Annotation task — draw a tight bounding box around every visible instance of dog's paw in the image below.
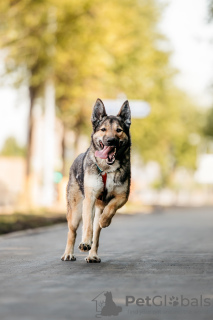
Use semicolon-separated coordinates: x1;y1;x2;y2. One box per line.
61;253;76;261
99;215;111;228
78;243;91;252
85;255;101;263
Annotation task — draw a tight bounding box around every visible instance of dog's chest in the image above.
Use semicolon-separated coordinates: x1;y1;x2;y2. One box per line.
105;172;114;193
104;171;121;194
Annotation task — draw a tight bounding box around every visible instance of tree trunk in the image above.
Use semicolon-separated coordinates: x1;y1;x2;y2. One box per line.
74;127;81;158
24;86;37;206
26;86;36;177
61;124;66;176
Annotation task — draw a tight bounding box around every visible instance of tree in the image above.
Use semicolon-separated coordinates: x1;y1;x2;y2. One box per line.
203;107;213;137
0;0;200;189
0;1;57;182
0;0;108;176
202;0;213;139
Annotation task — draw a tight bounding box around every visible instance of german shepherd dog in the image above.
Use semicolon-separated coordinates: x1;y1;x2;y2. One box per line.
61;99;131;263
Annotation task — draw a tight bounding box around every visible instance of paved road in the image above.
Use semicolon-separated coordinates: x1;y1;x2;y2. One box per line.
0;207;213;320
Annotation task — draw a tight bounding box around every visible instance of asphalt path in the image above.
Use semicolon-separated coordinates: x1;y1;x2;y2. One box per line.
0;207;213;320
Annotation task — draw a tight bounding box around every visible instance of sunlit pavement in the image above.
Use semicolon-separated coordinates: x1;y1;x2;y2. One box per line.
0;207;213;320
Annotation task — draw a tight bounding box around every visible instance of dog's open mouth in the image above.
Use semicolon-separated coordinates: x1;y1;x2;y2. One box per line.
95;141;116;165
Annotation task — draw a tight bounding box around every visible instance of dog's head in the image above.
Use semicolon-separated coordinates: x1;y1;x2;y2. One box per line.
91;98;131;165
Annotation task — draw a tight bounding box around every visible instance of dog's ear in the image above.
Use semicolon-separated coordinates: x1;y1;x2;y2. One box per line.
117;100;131;128
91;98;107;129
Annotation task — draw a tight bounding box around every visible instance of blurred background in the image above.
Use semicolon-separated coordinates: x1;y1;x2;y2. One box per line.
0;0;213;232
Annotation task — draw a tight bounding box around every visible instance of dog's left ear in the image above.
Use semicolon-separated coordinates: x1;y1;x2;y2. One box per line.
91;98;107;129
117;100;131;128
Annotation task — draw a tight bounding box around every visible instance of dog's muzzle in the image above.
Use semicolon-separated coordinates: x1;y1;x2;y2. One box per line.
95;141;117;165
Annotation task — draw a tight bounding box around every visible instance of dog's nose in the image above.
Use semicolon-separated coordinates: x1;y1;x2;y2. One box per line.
107;137;116;146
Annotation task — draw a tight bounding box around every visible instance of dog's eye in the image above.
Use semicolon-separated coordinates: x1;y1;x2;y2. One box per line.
116;128;122;133
100;128;106;132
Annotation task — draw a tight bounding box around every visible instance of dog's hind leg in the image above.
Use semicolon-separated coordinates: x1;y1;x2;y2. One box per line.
61;185;83;261
85;202;103;263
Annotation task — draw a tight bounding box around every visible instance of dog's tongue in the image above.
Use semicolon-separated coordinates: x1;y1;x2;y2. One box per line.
95;146;114;159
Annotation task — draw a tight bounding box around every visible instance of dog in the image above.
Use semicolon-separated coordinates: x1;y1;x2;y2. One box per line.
61;98;131;263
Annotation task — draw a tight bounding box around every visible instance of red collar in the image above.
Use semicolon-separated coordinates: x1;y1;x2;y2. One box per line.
98;172;107;201
101;172;107;189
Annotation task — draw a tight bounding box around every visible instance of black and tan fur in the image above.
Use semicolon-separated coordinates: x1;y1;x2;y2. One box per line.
61;99;131;263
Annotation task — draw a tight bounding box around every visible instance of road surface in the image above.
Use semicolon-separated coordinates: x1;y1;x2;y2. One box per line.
0;207;213;320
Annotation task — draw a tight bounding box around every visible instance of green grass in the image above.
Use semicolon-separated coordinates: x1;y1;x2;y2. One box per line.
0;213;66;235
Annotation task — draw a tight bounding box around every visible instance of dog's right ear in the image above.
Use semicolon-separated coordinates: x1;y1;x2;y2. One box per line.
91;99;107;129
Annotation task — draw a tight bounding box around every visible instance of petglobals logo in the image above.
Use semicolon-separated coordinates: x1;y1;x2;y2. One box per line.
125;295;211;307
92;292;212;317
92;291;122;318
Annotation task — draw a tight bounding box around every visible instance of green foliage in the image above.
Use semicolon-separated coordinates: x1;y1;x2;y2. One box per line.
0;0;200;175
203;107;213;137
132;88;200;171
1;137;26;157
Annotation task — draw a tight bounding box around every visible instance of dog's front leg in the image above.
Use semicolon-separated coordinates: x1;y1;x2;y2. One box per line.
99;193;127;228
78;194;96;251
79;172;103;252
85;202;104;263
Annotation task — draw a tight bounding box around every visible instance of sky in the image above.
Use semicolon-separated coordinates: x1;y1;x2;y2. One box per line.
0;0;213;149
160;0;213;106
0;86;29;148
